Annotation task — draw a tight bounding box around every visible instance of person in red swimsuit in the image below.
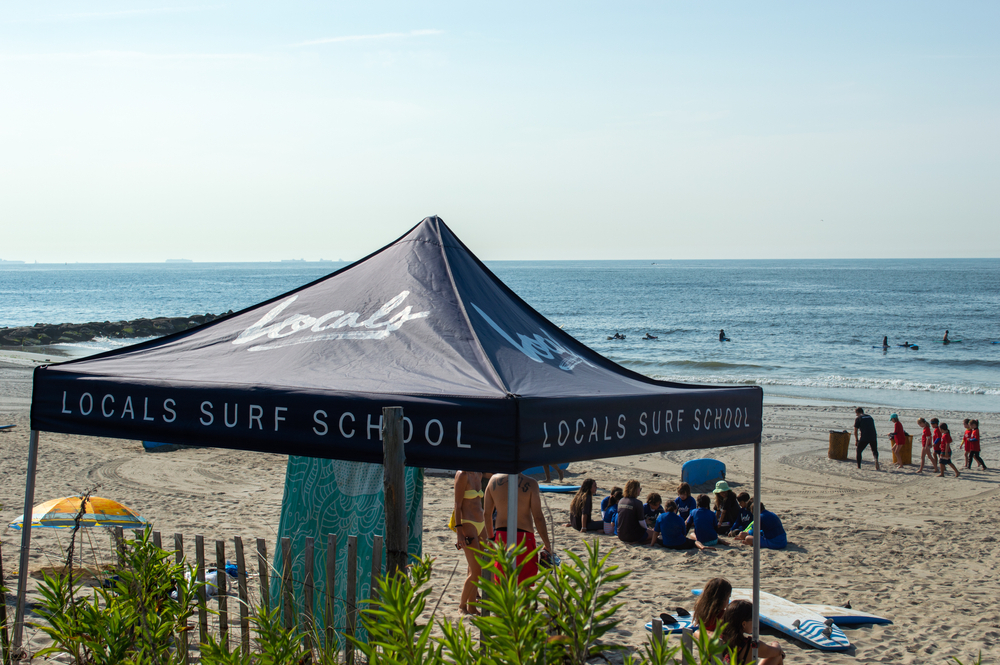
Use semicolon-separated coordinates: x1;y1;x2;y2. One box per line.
483;472;552;585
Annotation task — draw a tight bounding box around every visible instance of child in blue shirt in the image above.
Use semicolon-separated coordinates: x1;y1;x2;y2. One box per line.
603;502;619;535
735;503;787;550
600;487;623;520
655;501;715;551
685;494;725;547
643;493;664;528
731;491;753;536
674;482;697;524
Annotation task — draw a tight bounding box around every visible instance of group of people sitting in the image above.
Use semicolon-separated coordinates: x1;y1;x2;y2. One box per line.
568;478;787;550
691;577;785;665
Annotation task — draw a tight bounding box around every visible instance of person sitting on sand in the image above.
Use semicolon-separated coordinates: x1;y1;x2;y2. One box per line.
692;577;732;637
686;494;724;547
644;492;664;528
616;479;655;545
721;600;785;665
732;492;753;535
936;423;960;478
888;414;908;469
600;486;623;519
916;418;938;474
674;482;697;523
568;479;603;532
734;503;787;550
654;501;715;551
712;481;741;534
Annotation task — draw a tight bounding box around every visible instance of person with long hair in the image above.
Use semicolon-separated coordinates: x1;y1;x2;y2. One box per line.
569;478;603;532
616;479;655;544
453;470;487;615
712;482;741;534
692;577;732;636
720;600;785;665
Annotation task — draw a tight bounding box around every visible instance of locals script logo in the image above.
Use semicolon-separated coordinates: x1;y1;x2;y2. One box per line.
470;303;592;371
233;291;429;351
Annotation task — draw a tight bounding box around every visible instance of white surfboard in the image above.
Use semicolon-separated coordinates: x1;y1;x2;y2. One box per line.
799;603;892;626
644;614;696;635
693;588;850;651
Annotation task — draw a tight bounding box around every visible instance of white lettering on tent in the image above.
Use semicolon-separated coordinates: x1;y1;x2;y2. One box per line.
232;292;429;351
143;398;155;422
367;414;382;440
200;401;214;426
80;392;93;416
62;391;72;414
102;394;115;418
542;423;550;448
163;399;177;423
313;410;329;435
340;412;355;438
249;405;264;430
121;396;133;419
425;419;443;446
456;421;469;448
275;407;287;431
469;303;593;371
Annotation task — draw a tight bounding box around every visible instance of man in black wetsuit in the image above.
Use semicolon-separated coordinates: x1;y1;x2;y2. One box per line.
853;407;880;471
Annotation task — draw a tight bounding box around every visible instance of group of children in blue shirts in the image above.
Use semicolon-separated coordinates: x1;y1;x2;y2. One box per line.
596;480;787;550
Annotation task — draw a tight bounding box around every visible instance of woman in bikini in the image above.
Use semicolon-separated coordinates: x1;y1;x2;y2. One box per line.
454;470;488;615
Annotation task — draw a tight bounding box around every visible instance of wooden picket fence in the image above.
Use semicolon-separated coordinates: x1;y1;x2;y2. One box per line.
0;529;383;665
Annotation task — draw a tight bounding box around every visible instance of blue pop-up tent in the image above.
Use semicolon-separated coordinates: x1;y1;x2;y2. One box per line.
18;216;766;652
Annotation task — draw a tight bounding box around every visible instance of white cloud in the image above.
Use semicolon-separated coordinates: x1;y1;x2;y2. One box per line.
291;29;443;48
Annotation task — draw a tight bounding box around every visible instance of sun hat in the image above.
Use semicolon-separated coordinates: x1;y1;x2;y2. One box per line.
890;413;898;421
712;480;731;494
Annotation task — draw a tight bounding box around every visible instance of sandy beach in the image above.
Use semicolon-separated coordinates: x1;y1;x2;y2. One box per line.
2;350;997;663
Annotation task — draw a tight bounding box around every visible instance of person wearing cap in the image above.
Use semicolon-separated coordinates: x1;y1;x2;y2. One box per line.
853;407;881;471
888;414;909;469
712;480;741;535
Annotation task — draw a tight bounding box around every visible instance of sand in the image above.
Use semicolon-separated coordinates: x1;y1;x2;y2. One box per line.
1;352;998;663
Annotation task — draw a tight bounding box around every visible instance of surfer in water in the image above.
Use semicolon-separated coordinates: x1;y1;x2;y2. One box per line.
719;329;727;342
882;336;889;349
643;332;658;340
943;330;950;344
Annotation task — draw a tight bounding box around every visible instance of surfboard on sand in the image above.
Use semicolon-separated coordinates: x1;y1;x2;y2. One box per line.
798;604;892;626
538;485;581;493
693;588;850;651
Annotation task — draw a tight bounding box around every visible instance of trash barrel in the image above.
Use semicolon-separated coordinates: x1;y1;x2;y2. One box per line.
892;434;913;465
828;430;851;460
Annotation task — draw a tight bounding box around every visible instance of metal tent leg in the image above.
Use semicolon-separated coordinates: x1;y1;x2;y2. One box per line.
753;437;761;660
507;472;518;548
13;430;40;653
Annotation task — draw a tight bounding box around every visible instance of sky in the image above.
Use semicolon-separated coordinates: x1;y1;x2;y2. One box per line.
1;2;998;262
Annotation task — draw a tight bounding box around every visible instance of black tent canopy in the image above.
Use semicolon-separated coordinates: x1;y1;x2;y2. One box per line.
31;217;761;472
17;217;766;654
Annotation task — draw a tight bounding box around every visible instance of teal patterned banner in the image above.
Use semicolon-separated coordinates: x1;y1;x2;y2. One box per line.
271;457;423;645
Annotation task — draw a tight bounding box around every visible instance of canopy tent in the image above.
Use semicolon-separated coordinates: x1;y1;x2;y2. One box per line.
17;216;767;654
30;217;761;470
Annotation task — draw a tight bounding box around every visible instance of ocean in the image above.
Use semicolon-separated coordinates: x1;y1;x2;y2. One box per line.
2;259;999;412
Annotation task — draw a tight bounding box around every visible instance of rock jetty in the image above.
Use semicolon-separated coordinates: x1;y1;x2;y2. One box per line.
0;312;235;347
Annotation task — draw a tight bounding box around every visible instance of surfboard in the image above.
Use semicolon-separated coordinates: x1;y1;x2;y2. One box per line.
538;484;581;493
692;588;849;651
644;614;696;635
523;462;569;476
798;604;892;626
937;339;963;343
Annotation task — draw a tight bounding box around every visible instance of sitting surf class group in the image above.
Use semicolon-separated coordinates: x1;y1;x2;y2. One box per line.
853;407;987;476
570;478;786;552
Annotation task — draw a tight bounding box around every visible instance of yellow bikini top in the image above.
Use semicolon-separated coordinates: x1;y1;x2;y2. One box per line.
463;489;484;499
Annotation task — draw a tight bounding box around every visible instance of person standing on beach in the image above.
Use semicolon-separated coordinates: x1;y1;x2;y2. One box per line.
854;407;881;471
888;414;908;469
968;420;987;470
916;418;938;474
936;423;960;478
453;470;487;615
484;472;552;584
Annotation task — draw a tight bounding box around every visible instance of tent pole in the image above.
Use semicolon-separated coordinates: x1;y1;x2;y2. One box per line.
752;437;761;661
13;430;40;653
507;472;518;549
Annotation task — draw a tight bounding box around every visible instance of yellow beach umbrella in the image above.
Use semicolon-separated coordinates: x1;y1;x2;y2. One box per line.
8;496;147;530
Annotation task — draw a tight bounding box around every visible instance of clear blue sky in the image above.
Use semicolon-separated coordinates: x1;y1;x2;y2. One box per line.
2;2;998;261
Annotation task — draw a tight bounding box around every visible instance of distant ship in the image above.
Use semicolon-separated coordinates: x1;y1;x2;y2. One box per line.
0;258;25;264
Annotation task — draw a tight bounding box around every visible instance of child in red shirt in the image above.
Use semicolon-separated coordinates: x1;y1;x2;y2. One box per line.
917;417;937;474
936;423;960;478
962;418;972;468
888;414;908;469
967;419;987;470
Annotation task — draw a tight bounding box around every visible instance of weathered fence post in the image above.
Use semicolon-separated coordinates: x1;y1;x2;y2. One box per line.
195;535;208;645
152;531;161;549
369;535;383;603
303;536;315;658
0;537;10;665
382;406;407;578
256;538;269;611
281;537;293;630
216;540;228;651
325;534;336;652
174;533;188;665
233;536;250;655
345;535;358;665
651;618;663;648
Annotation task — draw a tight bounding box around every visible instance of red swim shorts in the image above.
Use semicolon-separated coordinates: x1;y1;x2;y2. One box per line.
492;529;538;584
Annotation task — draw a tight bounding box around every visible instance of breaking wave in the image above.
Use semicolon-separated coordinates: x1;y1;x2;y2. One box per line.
651;373;1000;396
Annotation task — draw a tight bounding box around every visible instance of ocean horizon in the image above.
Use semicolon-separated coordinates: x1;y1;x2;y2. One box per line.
4;258;999;413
